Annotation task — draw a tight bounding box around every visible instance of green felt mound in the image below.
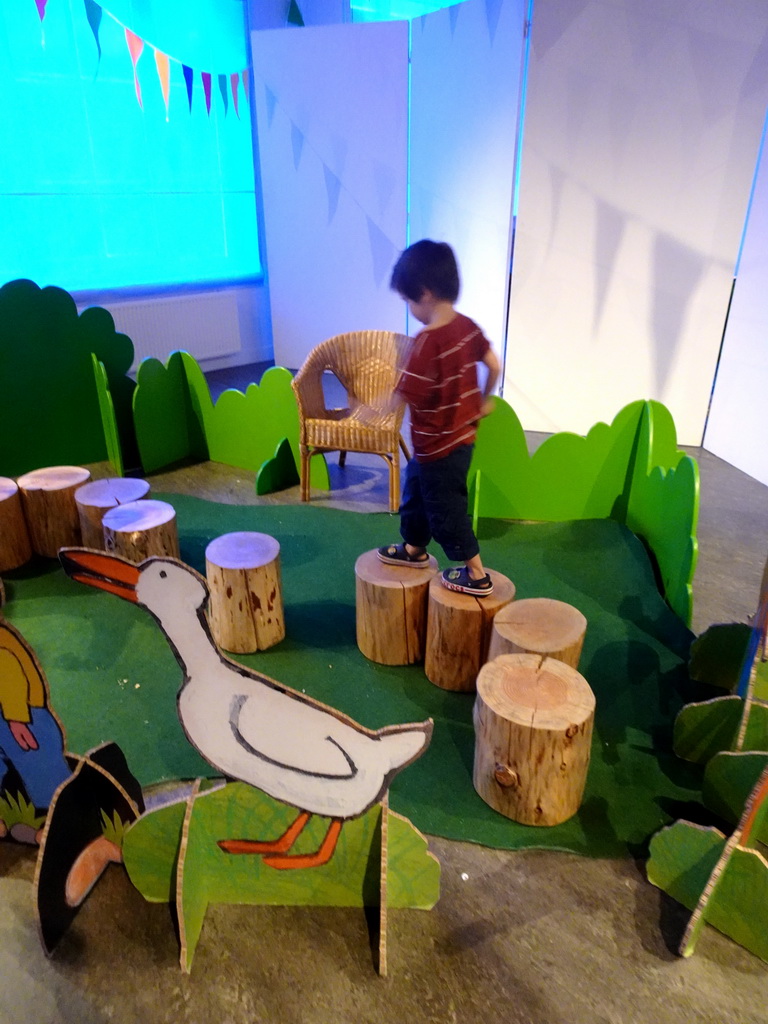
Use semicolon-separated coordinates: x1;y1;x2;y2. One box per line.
2;498;702;857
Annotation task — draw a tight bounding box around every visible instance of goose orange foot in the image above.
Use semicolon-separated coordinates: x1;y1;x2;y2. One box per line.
217;814;343;870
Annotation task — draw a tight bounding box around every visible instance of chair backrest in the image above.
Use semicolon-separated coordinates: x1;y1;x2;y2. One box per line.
294;330;411;412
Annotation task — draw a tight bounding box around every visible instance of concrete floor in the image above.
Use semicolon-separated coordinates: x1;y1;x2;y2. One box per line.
2;429;768;1023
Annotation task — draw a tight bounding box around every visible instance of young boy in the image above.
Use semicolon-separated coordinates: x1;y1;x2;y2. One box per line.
377;240;500;596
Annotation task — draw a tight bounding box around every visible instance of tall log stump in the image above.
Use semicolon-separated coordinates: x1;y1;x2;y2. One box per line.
75;477;151;550
424;570;516;691
17;466;91;558
205;532;285;653
0;477;32;571
355;550;439;665
103;499;179;562
487;597;587;670
474;653;595;826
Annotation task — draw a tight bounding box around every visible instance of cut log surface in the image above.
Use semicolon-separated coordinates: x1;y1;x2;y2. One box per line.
74;477;151;550
0;477;32;571
17;466;91;558
205;531;285;653
355;549;439;665
487;597;587;670
424;571;516;691
474;653;595;826
102;499;179;562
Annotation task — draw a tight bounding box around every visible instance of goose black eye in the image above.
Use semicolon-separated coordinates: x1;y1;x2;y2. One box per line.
159;570;167;579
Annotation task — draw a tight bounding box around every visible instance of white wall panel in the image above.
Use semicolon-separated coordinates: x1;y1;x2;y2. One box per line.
250;22;408;369
505;0;768;443
704;120;768;485
409;0;525;349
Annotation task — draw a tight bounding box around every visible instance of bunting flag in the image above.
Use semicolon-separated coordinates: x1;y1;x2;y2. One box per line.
154;49;171;120
183;64;194;111
230;72;240;119
218;74;228;117
323;165;342;224
29;0;250;120
125;28;144;109
83;0;102;64
201;72;212;116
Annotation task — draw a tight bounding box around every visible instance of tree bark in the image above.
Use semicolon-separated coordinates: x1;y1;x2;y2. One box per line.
0;477;32;571
74;477;151;550
355;549;438;665
103;499;179;562
17;466;91;558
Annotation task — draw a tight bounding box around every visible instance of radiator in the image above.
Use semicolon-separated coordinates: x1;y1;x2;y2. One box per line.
101;289;244;371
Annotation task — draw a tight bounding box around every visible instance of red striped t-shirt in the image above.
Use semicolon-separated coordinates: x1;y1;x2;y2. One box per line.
396;313;490;462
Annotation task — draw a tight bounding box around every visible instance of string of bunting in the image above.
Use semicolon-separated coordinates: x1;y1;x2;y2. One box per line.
33;0;250;120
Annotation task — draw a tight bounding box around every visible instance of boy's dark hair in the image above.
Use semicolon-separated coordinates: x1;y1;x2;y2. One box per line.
390;240;460;303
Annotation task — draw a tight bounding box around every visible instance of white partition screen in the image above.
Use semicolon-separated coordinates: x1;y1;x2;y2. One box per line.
505;0;768;443
250;21;409;369
409;0;526;349
704;117;768;485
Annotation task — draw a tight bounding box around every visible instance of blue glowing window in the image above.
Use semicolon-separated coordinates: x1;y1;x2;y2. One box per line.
0;0;261;293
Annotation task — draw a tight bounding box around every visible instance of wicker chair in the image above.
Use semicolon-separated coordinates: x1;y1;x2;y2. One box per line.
292;330;412;512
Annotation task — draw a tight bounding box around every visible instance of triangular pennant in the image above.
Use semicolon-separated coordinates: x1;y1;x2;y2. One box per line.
290;122;305;170
323;165;342;224
287;0;304;26
265;86;277;128
35;0;47;21
373;160;396;216
218;74;228;117
449;5;460;36
83;0;102;63
484;0;503;45
201;72;212;116
125;29;144;109
242;68;250;105
154;49;170;120
230;72;240;119
366;216;398;288
182;64;194;111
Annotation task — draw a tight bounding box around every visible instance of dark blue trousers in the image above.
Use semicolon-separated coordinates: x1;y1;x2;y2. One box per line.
399;444;479;562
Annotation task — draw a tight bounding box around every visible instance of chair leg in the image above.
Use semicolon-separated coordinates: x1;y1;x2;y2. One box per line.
338;450;347;468
300;447;310;502
389;451;400;514
399;435;411;462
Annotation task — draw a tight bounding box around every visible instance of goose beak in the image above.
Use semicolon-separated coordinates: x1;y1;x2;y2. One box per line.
59;548;140;603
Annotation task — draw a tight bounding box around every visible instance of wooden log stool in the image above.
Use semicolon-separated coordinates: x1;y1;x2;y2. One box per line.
355;550;439;665
0;477;32;571
205;531;285;653
424;570;516;691
17;465;91;558
474;653;595;826
102;499;180;562
75;477;151;550
487;597;587;670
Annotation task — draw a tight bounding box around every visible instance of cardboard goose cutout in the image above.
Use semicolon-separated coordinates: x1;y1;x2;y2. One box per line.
59;550;432;869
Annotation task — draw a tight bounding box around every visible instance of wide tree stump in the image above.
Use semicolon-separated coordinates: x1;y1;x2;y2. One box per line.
102;499;179;562
355;549;439;665
205;531;285;653
75;477;151;550
0;477;32;571
474;653;595;826
487;597;587;670
424;570;516;691
17;466;91;558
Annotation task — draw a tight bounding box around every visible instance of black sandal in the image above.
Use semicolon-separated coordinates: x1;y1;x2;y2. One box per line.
377;543;431;568
441;566;494;596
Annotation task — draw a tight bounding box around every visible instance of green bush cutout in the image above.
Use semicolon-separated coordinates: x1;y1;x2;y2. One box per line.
0;279;136;477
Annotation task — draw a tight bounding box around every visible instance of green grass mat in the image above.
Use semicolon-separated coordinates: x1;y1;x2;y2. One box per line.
2;496;704;857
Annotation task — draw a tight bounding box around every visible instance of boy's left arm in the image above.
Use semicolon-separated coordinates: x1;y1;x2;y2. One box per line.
480;348;501;417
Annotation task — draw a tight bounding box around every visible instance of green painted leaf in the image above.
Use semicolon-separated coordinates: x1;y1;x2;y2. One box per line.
672;696;743;763
647;820;725;912
689;624;752;692
256;437;300;495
